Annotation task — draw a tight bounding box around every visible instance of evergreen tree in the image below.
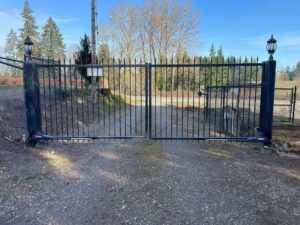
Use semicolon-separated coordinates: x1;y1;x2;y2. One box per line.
41;17;65;60
296;62;300;80
98;44;110;63
286;66;296;81
209;44;216;59
18;0;40;58
217;47;224;61
75;34;92;84
4;29;18;58
175;48;189;61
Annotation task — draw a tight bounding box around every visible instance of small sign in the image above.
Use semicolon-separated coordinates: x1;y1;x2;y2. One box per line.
232;88;239;94
87;67;103;77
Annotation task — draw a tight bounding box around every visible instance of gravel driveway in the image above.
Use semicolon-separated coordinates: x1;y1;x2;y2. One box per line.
0;139;300;225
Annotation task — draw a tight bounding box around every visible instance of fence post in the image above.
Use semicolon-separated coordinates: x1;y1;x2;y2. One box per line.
259;59;276;144
292;86;297;124
24;60;42;146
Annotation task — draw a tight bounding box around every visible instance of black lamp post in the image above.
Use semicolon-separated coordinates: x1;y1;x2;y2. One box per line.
24;36;34;60
266;34;277;61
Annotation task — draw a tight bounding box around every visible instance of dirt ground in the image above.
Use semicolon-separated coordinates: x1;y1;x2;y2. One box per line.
0;139;300;225
1;84;300;225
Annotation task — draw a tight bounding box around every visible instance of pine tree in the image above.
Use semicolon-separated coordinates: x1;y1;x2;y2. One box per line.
41;17;65;60
4;29;18;58
209;44;216;59
217;47;224;61
75;34;92;84
18;0;40;58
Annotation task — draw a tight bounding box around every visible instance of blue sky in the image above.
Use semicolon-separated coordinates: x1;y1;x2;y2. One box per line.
0;0;299;68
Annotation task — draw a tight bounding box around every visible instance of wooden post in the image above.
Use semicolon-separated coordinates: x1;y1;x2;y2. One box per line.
91;0;97;100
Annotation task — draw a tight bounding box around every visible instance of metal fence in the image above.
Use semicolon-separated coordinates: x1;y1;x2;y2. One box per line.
273;86;297;123
0;55;279;145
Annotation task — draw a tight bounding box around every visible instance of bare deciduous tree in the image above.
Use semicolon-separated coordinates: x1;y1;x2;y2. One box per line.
98;0;201;61
110;2;139;59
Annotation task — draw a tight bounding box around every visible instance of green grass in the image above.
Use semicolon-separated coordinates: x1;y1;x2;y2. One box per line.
135;142;163;177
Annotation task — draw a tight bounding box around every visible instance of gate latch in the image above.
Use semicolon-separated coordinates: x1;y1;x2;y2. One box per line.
198;91;207;97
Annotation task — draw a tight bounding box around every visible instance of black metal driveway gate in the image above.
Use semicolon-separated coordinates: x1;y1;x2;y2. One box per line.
23;57;276;145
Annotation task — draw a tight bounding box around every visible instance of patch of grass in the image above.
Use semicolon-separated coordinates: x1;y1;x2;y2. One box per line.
24;173;38;180
110;184;123;193
139;166;159;177
136;142;163;177
140;142;163;164
139;183;157;194
276;80;300;88
203;148;232;159
275;80;300;99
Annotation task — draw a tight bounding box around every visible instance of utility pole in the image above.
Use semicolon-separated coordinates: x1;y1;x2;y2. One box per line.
91;0;97;98
91;0;96;64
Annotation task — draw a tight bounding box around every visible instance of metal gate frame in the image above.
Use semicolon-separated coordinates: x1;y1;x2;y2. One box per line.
23;58;276;145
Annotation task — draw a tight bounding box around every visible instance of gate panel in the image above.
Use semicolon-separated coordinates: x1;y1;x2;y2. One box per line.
35;57;265;142
150;58;263;141
38;59;146;140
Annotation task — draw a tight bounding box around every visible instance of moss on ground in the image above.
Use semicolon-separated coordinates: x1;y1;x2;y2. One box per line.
135;142;163;177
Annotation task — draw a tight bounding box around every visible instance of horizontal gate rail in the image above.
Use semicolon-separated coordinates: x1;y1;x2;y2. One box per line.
37;63;146;68
35;135;144;141
0;56;24;63
206;84;262;89
151;137;265;142
0;56;24;70
152;63;263;67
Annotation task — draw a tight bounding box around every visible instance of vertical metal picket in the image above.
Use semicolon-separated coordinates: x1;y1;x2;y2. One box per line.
145;63;149;134
148;63;152;139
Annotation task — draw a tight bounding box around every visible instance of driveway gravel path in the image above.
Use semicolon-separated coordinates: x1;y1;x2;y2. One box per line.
0;139;300;225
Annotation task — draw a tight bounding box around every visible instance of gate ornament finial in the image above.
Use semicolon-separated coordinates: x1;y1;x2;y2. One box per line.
266;34;277;60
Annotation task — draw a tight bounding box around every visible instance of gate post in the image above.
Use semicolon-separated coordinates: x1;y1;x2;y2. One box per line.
24;60;42;146
259;59;276;144
292;86;297;124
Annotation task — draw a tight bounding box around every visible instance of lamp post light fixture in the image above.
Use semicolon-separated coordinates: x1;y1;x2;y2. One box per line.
266;34;277;61
24;36;34;60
